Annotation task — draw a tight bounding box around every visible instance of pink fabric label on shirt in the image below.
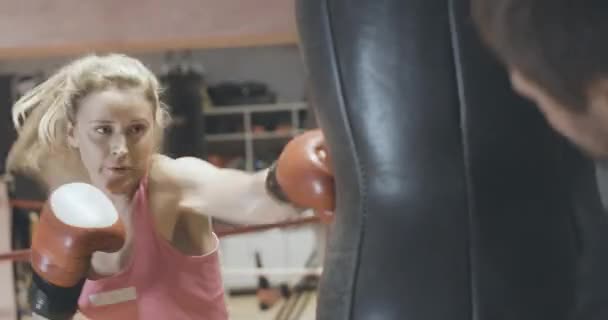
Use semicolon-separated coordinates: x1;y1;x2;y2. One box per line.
89;287;137;306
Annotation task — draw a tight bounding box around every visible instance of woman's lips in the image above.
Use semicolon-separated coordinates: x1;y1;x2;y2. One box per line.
106;167;132;176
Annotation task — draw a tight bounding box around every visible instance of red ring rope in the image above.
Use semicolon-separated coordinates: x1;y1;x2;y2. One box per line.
215;216;320;237
0;249;30;262
1;198;323;263
9;199;43;211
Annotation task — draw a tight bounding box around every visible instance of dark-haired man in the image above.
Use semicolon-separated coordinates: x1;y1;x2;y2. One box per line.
471;1;608;159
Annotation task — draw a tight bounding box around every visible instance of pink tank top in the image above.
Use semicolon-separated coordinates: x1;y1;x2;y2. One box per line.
77;175;229;320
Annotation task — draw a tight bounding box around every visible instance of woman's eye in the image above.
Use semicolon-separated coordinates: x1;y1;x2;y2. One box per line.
94;126;112;135
128;124;147;135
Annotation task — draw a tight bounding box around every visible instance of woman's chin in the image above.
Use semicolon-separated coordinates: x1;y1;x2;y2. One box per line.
105;177;136;195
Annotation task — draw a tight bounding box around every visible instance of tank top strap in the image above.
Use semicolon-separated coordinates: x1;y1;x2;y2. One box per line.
141;164;151;191
132;169;156;240
134;170;147;208
134;161;153;207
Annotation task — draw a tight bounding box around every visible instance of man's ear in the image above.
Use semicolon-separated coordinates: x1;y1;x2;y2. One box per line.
588;79;608;113
509;68;559;116
67;122;78;148
509;69;542;101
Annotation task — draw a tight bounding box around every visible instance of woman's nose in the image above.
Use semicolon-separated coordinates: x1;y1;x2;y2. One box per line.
110;135;128;158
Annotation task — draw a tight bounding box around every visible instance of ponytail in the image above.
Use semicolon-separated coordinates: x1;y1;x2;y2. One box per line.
7;66;75;182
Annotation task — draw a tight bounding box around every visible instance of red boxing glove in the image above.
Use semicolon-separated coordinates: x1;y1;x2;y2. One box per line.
30;183;126;319
272;129;335;222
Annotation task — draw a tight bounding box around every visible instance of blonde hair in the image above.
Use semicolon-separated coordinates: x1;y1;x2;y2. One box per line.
7;53;169;183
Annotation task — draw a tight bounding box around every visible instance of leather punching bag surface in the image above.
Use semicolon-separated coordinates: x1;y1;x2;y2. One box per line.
296;0;608;319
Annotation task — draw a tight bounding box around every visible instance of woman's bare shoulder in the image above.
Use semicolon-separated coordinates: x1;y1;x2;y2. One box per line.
149;154;217;189
145;155;183;219
147;154;210;192
148;154;181;191
146;154;211;219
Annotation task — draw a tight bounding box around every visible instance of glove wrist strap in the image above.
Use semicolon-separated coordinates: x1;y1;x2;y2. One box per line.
30;272;85;320
265;162;291;204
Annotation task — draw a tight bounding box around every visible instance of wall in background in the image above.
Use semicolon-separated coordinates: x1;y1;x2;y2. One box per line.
0;44;308;102
0;0;297;59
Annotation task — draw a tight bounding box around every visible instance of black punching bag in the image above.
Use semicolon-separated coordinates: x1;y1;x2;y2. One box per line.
162;68;206;159
0;75;15;176
296;0;608;319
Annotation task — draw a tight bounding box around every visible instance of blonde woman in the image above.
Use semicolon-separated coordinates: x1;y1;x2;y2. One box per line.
7;54;333;320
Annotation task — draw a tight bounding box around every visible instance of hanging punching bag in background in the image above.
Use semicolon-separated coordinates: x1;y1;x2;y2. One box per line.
161;64;207;159
0;75;14;177
296;0;608;319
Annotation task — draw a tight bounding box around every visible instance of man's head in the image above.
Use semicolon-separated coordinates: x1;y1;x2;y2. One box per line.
471;0;608;158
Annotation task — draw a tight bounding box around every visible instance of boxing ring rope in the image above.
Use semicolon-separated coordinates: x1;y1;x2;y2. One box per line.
9;199;45;211
0;251;325;278
222;267;323;276
0;198;324;263
3;196;324;320
0;249;30;263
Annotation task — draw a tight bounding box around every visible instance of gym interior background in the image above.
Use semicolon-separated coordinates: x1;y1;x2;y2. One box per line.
0;1;323;319
4;2;608;320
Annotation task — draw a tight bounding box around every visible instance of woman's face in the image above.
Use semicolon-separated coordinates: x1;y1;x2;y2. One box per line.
67;87;157;195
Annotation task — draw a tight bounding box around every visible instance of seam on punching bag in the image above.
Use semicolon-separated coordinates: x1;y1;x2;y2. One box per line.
447;1;478;320
322;0;369;318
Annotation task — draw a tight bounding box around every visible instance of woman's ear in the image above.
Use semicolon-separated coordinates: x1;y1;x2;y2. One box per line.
67;122;79;148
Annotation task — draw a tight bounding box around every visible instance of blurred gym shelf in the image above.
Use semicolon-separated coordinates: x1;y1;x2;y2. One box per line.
204;102;308;171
